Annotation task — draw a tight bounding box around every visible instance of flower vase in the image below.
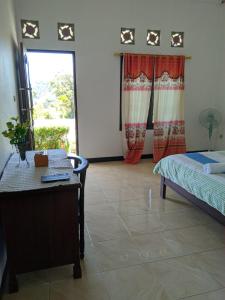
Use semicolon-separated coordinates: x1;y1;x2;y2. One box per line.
16;143;29;167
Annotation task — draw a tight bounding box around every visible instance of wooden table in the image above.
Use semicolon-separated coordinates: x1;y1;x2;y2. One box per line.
0;150;81;293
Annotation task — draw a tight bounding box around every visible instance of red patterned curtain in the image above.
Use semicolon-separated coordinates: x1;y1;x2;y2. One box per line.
153;56;186;162
122;54;154;163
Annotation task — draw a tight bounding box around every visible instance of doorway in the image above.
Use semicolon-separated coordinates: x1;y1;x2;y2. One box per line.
27;50;78;154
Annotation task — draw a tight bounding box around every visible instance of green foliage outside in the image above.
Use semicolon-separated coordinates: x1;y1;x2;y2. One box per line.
50;73;74;118
33;73;74;120
34;126;70;152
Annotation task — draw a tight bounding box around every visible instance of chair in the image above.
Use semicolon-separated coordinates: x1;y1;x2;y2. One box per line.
67;154;89;259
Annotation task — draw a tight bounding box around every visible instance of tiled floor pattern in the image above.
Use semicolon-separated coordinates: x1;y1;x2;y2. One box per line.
2;160;225;300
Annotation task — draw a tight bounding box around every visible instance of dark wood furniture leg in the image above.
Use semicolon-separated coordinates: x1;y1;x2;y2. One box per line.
73;264;82;278
68;155;89;260
72;188;82;278
79;171;86;259
160;176;166;199
8;269;18;294
160;175;225;226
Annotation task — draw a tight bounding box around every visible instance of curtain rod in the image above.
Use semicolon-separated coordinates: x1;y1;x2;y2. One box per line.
114;52;192;60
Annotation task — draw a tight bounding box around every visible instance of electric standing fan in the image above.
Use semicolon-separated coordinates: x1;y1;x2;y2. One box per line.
199;108;222;151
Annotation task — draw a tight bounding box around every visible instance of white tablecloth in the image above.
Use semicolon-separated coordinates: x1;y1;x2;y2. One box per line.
0;149;80;193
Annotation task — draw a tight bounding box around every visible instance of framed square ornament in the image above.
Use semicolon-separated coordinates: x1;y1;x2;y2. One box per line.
120;28;135;45
58;23;75;41
147;30;160;46
171;31;184;48
21;20;40;39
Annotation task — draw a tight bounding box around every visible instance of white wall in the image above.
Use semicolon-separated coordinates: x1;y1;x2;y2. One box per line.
0;0;18;171
216;5;225;150
14;0;224;158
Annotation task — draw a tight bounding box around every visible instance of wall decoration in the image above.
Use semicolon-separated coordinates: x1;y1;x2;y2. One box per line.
21;20;40;39
58;23;75;41
147;30;160;46
171;32;184;48
121;28;135;45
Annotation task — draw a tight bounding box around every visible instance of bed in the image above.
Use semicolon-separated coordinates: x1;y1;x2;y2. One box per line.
153;151;225;225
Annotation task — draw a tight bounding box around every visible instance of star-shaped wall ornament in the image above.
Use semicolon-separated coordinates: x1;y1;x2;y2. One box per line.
171;32;184;48
58;23;75;41
147;30;160;46
120;28;135;45
21;20;40;39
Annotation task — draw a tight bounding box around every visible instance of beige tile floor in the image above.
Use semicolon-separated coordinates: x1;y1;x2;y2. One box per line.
2;160;225;300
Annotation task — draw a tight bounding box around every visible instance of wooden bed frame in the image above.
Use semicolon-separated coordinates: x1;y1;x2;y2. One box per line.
160;176;225;226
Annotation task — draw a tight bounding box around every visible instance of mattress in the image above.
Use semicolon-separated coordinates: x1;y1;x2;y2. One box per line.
153;151;225;216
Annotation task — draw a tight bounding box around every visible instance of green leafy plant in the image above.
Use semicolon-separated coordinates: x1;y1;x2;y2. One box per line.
2;117;29;146
34;126;70;152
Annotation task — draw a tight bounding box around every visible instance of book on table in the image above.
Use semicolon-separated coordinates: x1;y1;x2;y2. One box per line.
41;173;70;183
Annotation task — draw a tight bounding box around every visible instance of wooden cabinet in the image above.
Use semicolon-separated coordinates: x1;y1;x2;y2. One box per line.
0;183;81;293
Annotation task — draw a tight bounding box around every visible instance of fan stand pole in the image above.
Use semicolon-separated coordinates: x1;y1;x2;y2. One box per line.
208;137;213;152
